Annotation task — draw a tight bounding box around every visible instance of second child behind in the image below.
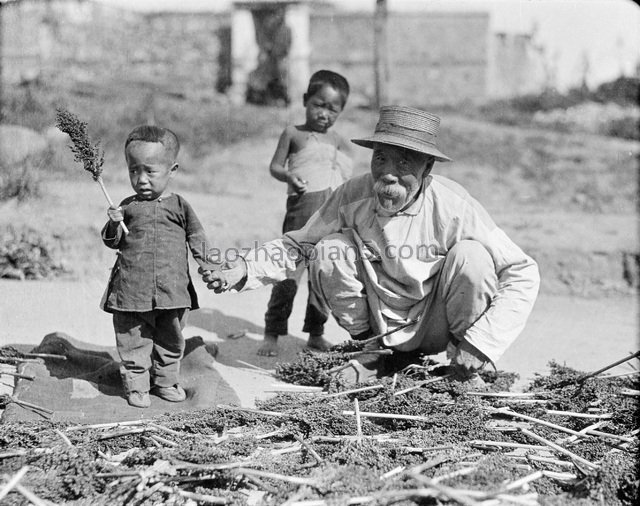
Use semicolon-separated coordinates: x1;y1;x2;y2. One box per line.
258;70;353;357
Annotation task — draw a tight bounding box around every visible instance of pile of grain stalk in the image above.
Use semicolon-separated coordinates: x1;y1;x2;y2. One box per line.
0;342;638;506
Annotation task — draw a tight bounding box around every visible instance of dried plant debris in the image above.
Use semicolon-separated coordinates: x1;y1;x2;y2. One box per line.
0;359;638;505
0;226;68;280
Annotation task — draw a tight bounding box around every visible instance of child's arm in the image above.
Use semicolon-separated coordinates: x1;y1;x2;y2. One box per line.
181;197;216;270
101;206;124;249
270;126;307;194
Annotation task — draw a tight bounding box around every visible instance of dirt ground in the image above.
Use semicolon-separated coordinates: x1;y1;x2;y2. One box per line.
2;274;637;406
1;107;638;409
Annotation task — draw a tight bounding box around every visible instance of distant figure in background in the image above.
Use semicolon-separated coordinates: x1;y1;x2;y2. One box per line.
258;70;353;357
101;126;213;408
246;6;292;106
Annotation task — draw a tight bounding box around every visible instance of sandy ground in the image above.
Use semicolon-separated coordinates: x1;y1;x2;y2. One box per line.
1;276;638;407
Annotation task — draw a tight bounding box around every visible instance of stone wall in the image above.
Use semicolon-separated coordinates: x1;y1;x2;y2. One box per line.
309;11;490;106
1;0;228;95
1;0;543;105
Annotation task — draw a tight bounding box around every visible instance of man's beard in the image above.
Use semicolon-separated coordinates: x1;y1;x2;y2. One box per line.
373;180;409;213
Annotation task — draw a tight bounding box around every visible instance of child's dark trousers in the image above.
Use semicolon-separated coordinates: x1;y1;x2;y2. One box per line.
265;189;331;337
113;308;188;394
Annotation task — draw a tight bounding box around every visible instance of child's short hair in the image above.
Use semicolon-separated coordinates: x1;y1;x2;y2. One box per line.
125;125;180;160
306;70;350;107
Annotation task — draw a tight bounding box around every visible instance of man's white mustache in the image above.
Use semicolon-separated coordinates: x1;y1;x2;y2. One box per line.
373;181;406;199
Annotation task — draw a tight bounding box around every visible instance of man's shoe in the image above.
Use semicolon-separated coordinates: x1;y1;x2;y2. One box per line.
127;391;151;408
152;384;187;402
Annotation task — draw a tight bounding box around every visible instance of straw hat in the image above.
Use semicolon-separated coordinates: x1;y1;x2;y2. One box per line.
352;105;452;162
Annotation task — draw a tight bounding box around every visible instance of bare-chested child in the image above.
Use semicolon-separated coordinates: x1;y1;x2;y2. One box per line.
258;70;353;357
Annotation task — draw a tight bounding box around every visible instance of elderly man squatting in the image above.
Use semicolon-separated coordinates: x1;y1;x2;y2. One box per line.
202;106;540;381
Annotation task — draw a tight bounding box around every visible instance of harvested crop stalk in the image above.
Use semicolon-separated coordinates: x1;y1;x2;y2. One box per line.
311;435;402;443
324;384;384;398
0;450;27;460
551;350;640;388
254;429;285;440
235;467;317;486
466;391;544;398
98;427;149;440
559;421;605;445
391;373;398;391
430;466;477;484
354;398;363;443
342;410;430;423
269;383;324;392
217;404;286;417
489;407;589;438
380;466;405;480
401;444;455;453
0;395;53;417
542;470;578;481
359;319;420;347
158;486;227;505
66;419;146;431
14;484;48;506
148;434;178;447
55;108;129;235
293;433;324;464
146;421;183;437
393;374;451;396
347;349;393;358
500;470;544;492
469;440;547;451
0;357;41;365
519;428;599;470
410;474;480;505
0;465;29;501
23;352;67;360
583;428;634;443
236;360;274;374
242;474;279;494
545;409;612;419
0;371;34;380
54;429;73;447
407;454;450;475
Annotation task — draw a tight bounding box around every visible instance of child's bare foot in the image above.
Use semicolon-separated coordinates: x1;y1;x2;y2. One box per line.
257;334;279;356
306;333;331;351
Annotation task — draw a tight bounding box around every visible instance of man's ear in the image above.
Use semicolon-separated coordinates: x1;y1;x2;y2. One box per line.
423;157;435;178
170;163;179;176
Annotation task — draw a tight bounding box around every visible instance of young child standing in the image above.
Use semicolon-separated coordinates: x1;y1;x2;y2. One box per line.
101;125;211;408
258;70;353;357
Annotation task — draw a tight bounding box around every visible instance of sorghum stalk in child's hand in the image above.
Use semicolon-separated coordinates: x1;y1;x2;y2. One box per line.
55;109;129;234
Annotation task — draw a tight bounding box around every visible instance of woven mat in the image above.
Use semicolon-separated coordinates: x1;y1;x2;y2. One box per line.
2;332;239;423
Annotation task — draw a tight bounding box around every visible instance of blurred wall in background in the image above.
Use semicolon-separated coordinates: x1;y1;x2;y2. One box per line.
1;0;547;106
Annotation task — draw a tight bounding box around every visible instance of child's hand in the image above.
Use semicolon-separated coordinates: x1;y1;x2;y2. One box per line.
200;258;247;293
287;174;308;194
107;206;124;223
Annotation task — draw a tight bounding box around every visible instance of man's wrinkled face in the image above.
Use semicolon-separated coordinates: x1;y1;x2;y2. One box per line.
370;143;433;213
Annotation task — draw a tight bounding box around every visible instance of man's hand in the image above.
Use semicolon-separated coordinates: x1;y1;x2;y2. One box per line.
199;258;247;293
451;339;489;380
107;206;124;222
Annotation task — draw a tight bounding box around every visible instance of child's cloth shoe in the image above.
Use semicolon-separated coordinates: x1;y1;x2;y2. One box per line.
127;391;151;408
152;384;186;402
